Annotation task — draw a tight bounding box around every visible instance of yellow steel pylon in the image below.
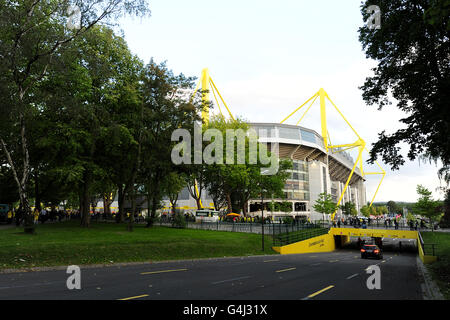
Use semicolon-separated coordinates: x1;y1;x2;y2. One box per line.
190;68;236;208
281;88;386;220
191;68;235;124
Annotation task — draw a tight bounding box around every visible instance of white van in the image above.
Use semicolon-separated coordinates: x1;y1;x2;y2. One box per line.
195;209;219;223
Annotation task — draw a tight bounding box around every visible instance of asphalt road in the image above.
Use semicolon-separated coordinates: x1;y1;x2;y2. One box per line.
0;247;423;300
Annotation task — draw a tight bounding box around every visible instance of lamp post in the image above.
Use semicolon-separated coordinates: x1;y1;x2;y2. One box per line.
261;191;264;251
260;169;269;252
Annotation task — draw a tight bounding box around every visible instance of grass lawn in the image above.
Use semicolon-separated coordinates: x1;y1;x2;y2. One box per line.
0;221;276;270
421;231;450;299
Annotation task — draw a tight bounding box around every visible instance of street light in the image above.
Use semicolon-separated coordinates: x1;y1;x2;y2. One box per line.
261;169;270;252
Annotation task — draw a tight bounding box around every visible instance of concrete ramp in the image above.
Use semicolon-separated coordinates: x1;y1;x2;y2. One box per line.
272;228;437;264
272;232;336;254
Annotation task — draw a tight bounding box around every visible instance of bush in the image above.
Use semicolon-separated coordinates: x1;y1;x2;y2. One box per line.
172;212;186;229
282;216;294;224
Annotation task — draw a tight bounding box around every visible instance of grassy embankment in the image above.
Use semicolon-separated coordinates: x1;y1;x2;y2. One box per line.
0;221;276;270
421;231;450;299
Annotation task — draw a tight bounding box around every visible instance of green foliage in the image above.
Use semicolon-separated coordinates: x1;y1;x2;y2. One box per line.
407;212;417;223
162;172;186;212
413;184;442;224
172;212;187;229
375;205;388;216
313;193;338;216
360;205;370;218
199;116;292;214
358;0;450;180
340;202;357;216
282;216;294;224
0;0;151;229
269;201;292;213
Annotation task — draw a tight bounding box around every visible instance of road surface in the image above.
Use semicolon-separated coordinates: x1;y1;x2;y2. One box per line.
0;248;423;300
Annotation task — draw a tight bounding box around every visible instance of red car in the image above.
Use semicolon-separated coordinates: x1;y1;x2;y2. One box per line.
361;244;383;259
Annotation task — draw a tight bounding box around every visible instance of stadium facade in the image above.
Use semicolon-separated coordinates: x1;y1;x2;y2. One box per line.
162;122;366;221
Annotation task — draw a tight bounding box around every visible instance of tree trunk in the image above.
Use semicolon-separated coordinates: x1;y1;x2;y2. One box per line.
0;114;33;233
243;200;248;216
34;173;41;211
117;184;125;223
127;185;136;232
80;173;91;228
226;193;232;213
103;193;112;217
195;197;202;210
146;194;159;228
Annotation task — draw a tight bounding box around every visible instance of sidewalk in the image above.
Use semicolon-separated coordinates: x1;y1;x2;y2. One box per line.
416;256;445;300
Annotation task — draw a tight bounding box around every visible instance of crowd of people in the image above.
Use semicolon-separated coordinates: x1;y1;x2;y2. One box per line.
331;215;432;230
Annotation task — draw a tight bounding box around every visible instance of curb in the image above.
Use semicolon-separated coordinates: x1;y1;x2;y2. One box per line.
416;256;444;300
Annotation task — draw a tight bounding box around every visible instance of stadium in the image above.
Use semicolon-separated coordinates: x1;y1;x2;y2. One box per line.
163;122;366;222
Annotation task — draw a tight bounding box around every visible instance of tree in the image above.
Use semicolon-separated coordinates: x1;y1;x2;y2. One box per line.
200;116;291;214
162;172;186;215
413;184;442;230
36;25;143;227
375;205;388;217
313;192;339;222
387;200;398;214
369;205;377;217
139;60;201;226
360;205;371;218
358;0;450;181
407;212;417;224
440;188;450;227
340;202;357;216
0;0;150;232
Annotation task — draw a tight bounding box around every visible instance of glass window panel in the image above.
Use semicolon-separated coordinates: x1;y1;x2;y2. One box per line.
300;129;317;143
279;127;300;140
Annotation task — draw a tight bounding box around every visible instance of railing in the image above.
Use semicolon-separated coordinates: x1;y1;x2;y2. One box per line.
333;220;435;231
418;231;438;256
156;219;325;236
272;227;329;247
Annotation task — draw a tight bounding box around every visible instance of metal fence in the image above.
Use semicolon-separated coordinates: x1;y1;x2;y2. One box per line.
272;227;330;247
332;220;436;231
418;231;438;256
157;220;325;236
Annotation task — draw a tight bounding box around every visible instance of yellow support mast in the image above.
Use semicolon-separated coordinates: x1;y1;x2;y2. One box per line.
190;68;237;209
280;89;385;221
201;68;210;124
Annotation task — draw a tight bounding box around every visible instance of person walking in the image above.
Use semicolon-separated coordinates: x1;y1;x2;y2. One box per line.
33;208;39;224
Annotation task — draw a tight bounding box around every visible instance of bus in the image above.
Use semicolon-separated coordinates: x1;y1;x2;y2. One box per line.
195;209;219;223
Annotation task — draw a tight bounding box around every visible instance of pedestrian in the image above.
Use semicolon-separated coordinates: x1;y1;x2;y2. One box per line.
41;208;47;223
33;208;39;224
337;219;341;228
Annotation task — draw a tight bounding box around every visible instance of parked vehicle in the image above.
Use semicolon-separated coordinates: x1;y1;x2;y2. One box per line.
195;209;219;223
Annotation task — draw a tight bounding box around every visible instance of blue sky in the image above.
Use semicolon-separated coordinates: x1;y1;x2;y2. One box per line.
117;0;445;202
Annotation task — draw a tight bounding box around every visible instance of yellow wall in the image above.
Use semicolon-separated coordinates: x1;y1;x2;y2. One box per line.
272;232;336;255
272;228;437;263
330;227;418;240
417;236;438;264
